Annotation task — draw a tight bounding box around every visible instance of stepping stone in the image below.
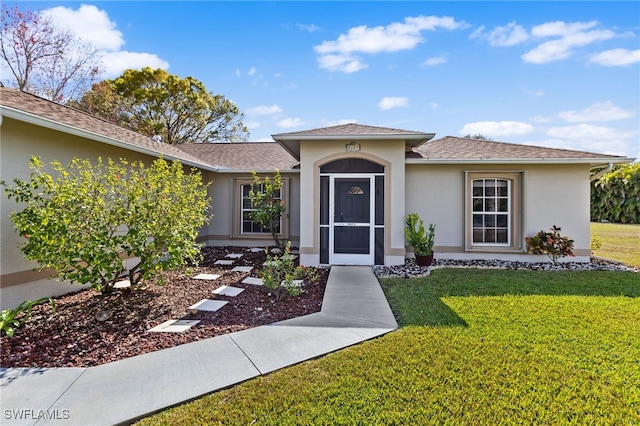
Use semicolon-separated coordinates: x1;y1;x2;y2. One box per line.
290;249;300;255
114;280;131;289
225;253;243;259
242;277;264;286
213;285;244;297
231;266;253;272
248;247;266;253
214;259;234;266
193;273;221;280
188;299;228;313
149;319;200;333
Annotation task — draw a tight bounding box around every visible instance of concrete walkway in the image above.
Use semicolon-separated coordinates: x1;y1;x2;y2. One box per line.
0;266;397;426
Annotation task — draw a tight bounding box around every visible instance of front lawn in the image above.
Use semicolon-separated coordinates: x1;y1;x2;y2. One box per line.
591;222;640;267
137;269;640;425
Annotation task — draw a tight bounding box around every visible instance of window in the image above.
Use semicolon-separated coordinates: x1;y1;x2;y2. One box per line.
234;178;289;238
466;172;522;251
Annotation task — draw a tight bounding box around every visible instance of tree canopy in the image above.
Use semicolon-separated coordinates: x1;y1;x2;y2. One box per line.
0;4;103;101
71;67;249;144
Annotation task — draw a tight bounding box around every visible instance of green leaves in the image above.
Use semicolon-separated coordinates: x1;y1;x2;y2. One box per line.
1;298;56;338
404;213;436;256
247;170;286;249
3;156;211;294
591;162;640;224
525;225;575;264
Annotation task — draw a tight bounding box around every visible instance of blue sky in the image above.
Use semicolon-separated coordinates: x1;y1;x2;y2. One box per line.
6;1;640;158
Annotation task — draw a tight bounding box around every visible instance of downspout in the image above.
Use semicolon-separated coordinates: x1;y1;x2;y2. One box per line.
590;163;613;182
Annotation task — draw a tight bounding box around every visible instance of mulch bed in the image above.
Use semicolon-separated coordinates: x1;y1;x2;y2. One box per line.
0;246;328;368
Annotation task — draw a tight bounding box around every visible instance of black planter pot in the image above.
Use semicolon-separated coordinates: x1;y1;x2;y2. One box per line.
415;253;434;267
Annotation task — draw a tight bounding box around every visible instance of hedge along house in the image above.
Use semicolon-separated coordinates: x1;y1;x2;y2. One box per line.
0;88;634;306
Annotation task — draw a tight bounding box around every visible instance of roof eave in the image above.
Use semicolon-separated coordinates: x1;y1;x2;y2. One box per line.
1;106;221;172
405;157;635;166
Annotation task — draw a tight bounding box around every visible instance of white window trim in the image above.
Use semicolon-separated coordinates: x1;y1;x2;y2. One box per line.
464;171;523;252
233;177;289;240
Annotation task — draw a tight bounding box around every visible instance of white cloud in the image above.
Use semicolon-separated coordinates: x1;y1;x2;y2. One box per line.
378;96;409;110
42;4;124;51
522;20;615;64
558;101;635;123
43;5;170;78
421;56;447;66
430;102;439;110
102;52;169;78
321;118;358;126
248;67;257;76
460;121;534;137
246;105;283;115
547;123;636;140
589;48;640;66
314;15;467;72
487;21;529;47
296;23;320;33
277;118;305;128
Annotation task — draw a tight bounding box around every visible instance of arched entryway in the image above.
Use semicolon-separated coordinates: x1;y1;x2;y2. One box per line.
319;158;385;265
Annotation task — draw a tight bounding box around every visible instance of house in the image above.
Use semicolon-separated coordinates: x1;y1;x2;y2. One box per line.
0;88;633;306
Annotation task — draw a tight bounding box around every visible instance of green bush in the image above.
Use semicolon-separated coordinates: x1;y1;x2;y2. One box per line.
260;242;318;300
2;156;211;294
1;298;56;338
246;169;287;250
591;162;640;224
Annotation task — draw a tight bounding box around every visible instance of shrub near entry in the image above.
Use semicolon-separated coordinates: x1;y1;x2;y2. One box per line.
2;156;211;294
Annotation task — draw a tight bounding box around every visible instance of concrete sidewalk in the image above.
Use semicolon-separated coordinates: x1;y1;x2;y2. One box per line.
0;266;397;426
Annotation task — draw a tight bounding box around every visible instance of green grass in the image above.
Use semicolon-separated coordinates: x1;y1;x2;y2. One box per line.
137;269;640;425
591;222;640;267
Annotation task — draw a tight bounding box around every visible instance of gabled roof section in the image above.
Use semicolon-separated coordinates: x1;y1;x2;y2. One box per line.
272;123;435;159
0;87;218;171
410;136;633;166
176;142;299;172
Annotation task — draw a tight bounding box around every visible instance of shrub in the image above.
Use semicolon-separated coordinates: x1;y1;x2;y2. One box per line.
526;225;575;264
2;156;211;294
404;213;435;256
260;242;318;300
591;162;640;224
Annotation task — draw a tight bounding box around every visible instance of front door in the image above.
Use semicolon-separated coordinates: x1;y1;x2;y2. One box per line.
330;176;374;265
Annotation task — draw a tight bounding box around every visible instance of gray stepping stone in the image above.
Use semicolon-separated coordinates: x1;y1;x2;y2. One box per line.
242;277;264;286
114;280;131;289
231;266;253;272
149;319;200;333
193;273;221;280
188;299;228;312
282;279;304;288
248;247;266;252
225;253;243;259
213;285;244;297
214;259;234;266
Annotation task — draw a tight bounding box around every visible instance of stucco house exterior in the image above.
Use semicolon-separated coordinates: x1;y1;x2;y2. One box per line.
0;87;633;306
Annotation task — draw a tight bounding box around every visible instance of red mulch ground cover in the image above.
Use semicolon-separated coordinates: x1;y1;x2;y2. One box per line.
0;246;328;368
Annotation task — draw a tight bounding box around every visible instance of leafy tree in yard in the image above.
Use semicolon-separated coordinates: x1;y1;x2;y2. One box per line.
591;162;640;224
246;170;287;250
2;156;212;294
0;4;103;101
70;67;249;144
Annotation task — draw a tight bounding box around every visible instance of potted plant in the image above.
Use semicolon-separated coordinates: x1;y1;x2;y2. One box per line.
404;213;436;266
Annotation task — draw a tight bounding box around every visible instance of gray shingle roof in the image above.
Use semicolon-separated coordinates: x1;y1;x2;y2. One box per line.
413;136;630;162
176;142;298;171
0;87;217;169
273;123;431;138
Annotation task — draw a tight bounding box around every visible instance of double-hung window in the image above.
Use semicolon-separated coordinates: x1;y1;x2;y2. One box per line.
465;172;522;251
234;177;288;239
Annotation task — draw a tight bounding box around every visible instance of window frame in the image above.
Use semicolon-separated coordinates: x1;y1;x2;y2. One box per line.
464;171;522;252
233;177;289;240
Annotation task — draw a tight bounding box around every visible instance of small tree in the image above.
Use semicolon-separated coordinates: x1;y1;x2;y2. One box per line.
246;169;286;249
2;156;211;294
525;225;575;265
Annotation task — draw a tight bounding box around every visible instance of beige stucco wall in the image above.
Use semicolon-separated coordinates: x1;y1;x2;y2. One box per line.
298;139;407;266
405;163;592;262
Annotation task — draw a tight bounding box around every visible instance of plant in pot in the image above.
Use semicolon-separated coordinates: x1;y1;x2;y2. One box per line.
404;213;436;267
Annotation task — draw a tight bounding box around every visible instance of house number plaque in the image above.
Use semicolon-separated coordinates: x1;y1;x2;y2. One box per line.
345;143;361;152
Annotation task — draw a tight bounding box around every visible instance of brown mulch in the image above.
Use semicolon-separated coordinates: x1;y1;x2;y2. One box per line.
0;246;328;368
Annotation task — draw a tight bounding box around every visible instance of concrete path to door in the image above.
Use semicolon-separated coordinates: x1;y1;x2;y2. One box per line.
0;266;397;426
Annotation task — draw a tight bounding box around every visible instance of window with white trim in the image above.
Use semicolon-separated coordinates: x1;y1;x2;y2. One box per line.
234;178;289;239
466;172;522;251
